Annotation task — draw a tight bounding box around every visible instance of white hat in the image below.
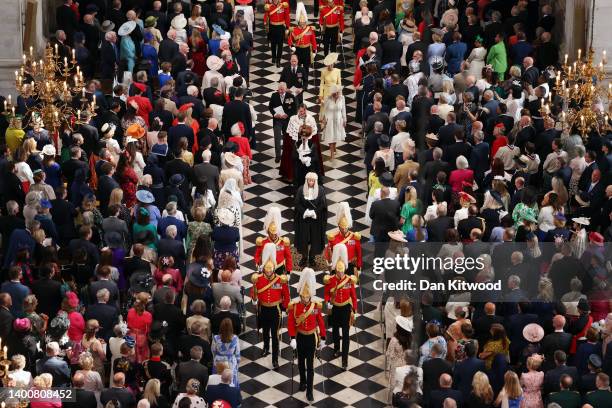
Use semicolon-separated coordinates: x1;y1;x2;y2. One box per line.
206;55;224;71
230;122;242;137
118;21;137;36
395;315;413;332
331;243;349;270
295;2;308;25
217;208;234;226
261;243;277;269
335;202;353;228
323;52;339;66
224;152;242;168
263;207;283;236
171;14;187;29
388;230;407;242
41;144;56;156
101;122;116;136
447;304;469;320
572;216;590;226
297;268;317;299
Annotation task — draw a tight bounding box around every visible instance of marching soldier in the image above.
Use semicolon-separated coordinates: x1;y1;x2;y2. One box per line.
251;243;290;368
324;244;357;370
254;207;293;274
288;268;326;402
264;0;291;67
325;202;362;276
319;0;344;56
289;5;317;86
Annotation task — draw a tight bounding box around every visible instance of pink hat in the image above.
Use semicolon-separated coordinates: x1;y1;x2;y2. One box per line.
65;291;79;308
13;318;31;332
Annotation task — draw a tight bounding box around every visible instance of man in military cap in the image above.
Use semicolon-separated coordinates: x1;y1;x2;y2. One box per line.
325;202;362;276
254;206;293;274
264;0;291;67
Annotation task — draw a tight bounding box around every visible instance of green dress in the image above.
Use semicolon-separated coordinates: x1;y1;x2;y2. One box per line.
400;201;421;234
486;41;508;77
132;223;159;249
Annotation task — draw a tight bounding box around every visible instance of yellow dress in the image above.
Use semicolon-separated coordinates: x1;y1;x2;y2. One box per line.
319;67;342;102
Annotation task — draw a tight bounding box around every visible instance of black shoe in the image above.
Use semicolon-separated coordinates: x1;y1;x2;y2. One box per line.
275;157;281;163
272;359;279;369
333;350;341;358
299;383;306;392
342;359;348;370
261;349;270;358
276;60;281;68
306;391;314;401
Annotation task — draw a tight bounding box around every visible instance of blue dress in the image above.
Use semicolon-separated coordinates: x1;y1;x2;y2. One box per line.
120;36;136;73
44;162;62;189
142;43;159;78
211;334;240;385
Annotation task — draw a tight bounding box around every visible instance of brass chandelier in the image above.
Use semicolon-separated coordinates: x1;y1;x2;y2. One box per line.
553;47;611;137
3;44;96;131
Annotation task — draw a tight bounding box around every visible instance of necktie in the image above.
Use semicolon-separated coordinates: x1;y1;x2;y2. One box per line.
293;68;296;75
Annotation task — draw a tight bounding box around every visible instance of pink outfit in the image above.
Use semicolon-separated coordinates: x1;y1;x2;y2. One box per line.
449;169;474;192
520;371;544;408
127;309;153;363
67;311;85;342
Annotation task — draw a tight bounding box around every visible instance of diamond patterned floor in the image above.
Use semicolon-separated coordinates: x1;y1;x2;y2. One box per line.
237;4;387;407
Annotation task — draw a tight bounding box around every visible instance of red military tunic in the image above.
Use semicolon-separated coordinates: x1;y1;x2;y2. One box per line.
254;236;293;272
287;301;326;337
288;25;318;53
319;4;345;32
325;231;362;269
324;274;357;309
251;273;290;308
319;0;344;6
264;1;291;28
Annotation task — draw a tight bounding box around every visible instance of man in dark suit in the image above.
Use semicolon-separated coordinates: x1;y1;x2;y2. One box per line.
430;373;464;408
99;31;119;86
145;1;169;36
457;206;485;241
0;294;13;341
84;288;119;341
177;85;204;121
443;130;473;170
437;113;462;147
178;321;213;368
193;149;220;196
123;244;151;280
364;101;390;136
410;87;434;149
269;82;298;162
158;31;179;64
31;265;64;319
548;374;581;408
206;369;242;408
168;110;195;152
88;265;120;308
383;74;409;108
420;147;449;198
100;373;136;408
472;302;505;350
542;316;573;366
279;54;308;99
37;342;71;387
61;147;88;189
211;299;242;335
221;88;254;146
381;32;403;69
97;162;119;217
577;169;606;218
544;350;578;395
422;344;453;403
521;56;539;87
427;209;454;242
369;186;400;242
64;373;97;408
171;43;189;78
176;346;209;396
578;151;598;192
0;201;25;260
56;0;79;45
405;32;428;74
454;342;485;397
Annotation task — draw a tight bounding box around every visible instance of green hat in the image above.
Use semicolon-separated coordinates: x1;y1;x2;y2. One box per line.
145;16;158;28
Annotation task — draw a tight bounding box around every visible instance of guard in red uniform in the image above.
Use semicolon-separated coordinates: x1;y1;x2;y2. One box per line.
264;0;291;67
324;243;357;369
288;268;325;402
289;11;317;87
319;0;344;55
251;243;290;368
254;207;293;274
325;202;362;276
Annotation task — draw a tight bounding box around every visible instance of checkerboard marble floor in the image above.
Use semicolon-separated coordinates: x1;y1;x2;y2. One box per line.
237;5;389;407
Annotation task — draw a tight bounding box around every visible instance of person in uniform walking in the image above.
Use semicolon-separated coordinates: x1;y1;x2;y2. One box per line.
324;243;357;369
288;268;326;402
319;0;344;56
251;242;290;368
264;0;291;67
325;202;362;276
288;6;317;90
254;206;293;275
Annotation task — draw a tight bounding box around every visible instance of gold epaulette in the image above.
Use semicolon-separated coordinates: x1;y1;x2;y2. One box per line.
350;275;358;284
251;273;260;284
283;237;290;245
287;301;295;311
315;302;323;309
282;2;289;8
323;274;331;284
327;231;337;241
289;26;294;33
280;274;288;284
256;237;264;246
264;4;270;11
353;232;361;240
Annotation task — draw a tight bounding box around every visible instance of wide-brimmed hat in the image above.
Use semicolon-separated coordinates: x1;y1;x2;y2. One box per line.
189;264;211;288
523;323;544;343
224;152;242;168
136;190;155;204
388;230;407;242
145;16;158;28
171;14;187;29
588;231;604;246
126;123;145;139
118;21;137;36
323;52;339;66
170;173;185;186
101;20;115;32
206;55;224;71
395;315;413;332
217;208;234;226
42;144;56;156
13;318;31;333
572;216;590;226
425;133;438;141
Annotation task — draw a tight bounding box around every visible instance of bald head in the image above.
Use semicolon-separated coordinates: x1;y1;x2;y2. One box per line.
72;372;85;388
553;314;566;330
113;372;125;386
440;373;452;388
484;302;496;315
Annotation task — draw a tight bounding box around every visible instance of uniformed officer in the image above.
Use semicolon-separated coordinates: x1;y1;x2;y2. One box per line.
288;268;326;402
324;244;357;369
325;202;362;276
289;6;317;86
264;0;291;67
251;243;290;368
319;0;344;56
254;206;293;274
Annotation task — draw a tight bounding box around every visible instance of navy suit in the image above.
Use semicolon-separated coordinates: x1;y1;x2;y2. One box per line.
454;357;486;397
168;123;194;152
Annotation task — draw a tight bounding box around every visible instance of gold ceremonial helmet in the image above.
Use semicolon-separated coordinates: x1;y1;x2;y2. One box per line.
299;15;307;25
261;243;277;274
336;259;346;274
268;221;278;235
338;215;349;229
300;281;311;298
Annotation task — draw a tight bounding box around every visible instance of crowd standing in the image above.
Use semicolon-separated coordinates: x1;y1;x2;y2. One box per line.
0;0;611;407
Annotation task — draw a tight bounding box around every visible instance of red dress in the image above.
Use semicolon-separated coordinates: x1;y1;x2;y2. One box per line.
154;267;184;292
120;166;139;208
67;311;85;342
189;37;207;77
127;308;153;363
449;169;474;192
229;136;253;185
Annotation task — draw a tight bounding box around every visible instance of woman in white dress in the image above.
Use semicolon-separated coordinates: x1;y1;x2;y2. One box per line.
320;85;346;161
466;35;486;80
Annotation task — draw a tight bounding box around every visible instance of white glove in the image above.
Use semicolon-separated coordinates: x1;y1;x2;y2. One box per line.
290;339;297;350
304;157;311;167
311;211;317;220
290;46;296;52
252;299;258;306
318;340;325;350
303;211;309;219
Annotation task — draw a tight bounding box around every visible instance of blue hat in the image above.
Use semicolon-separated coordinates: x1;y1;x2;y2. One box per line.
381;62;397;70
554;212;566;222
170;174;185;186
40;199;52;209
136;190;155;204
123;335;135;348
212;24;225;36
189;264;211;288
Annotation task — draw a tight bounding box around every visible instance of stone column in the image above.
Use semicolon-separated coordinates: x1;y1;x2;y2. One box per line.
0;0;25;97
589;0;612;73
